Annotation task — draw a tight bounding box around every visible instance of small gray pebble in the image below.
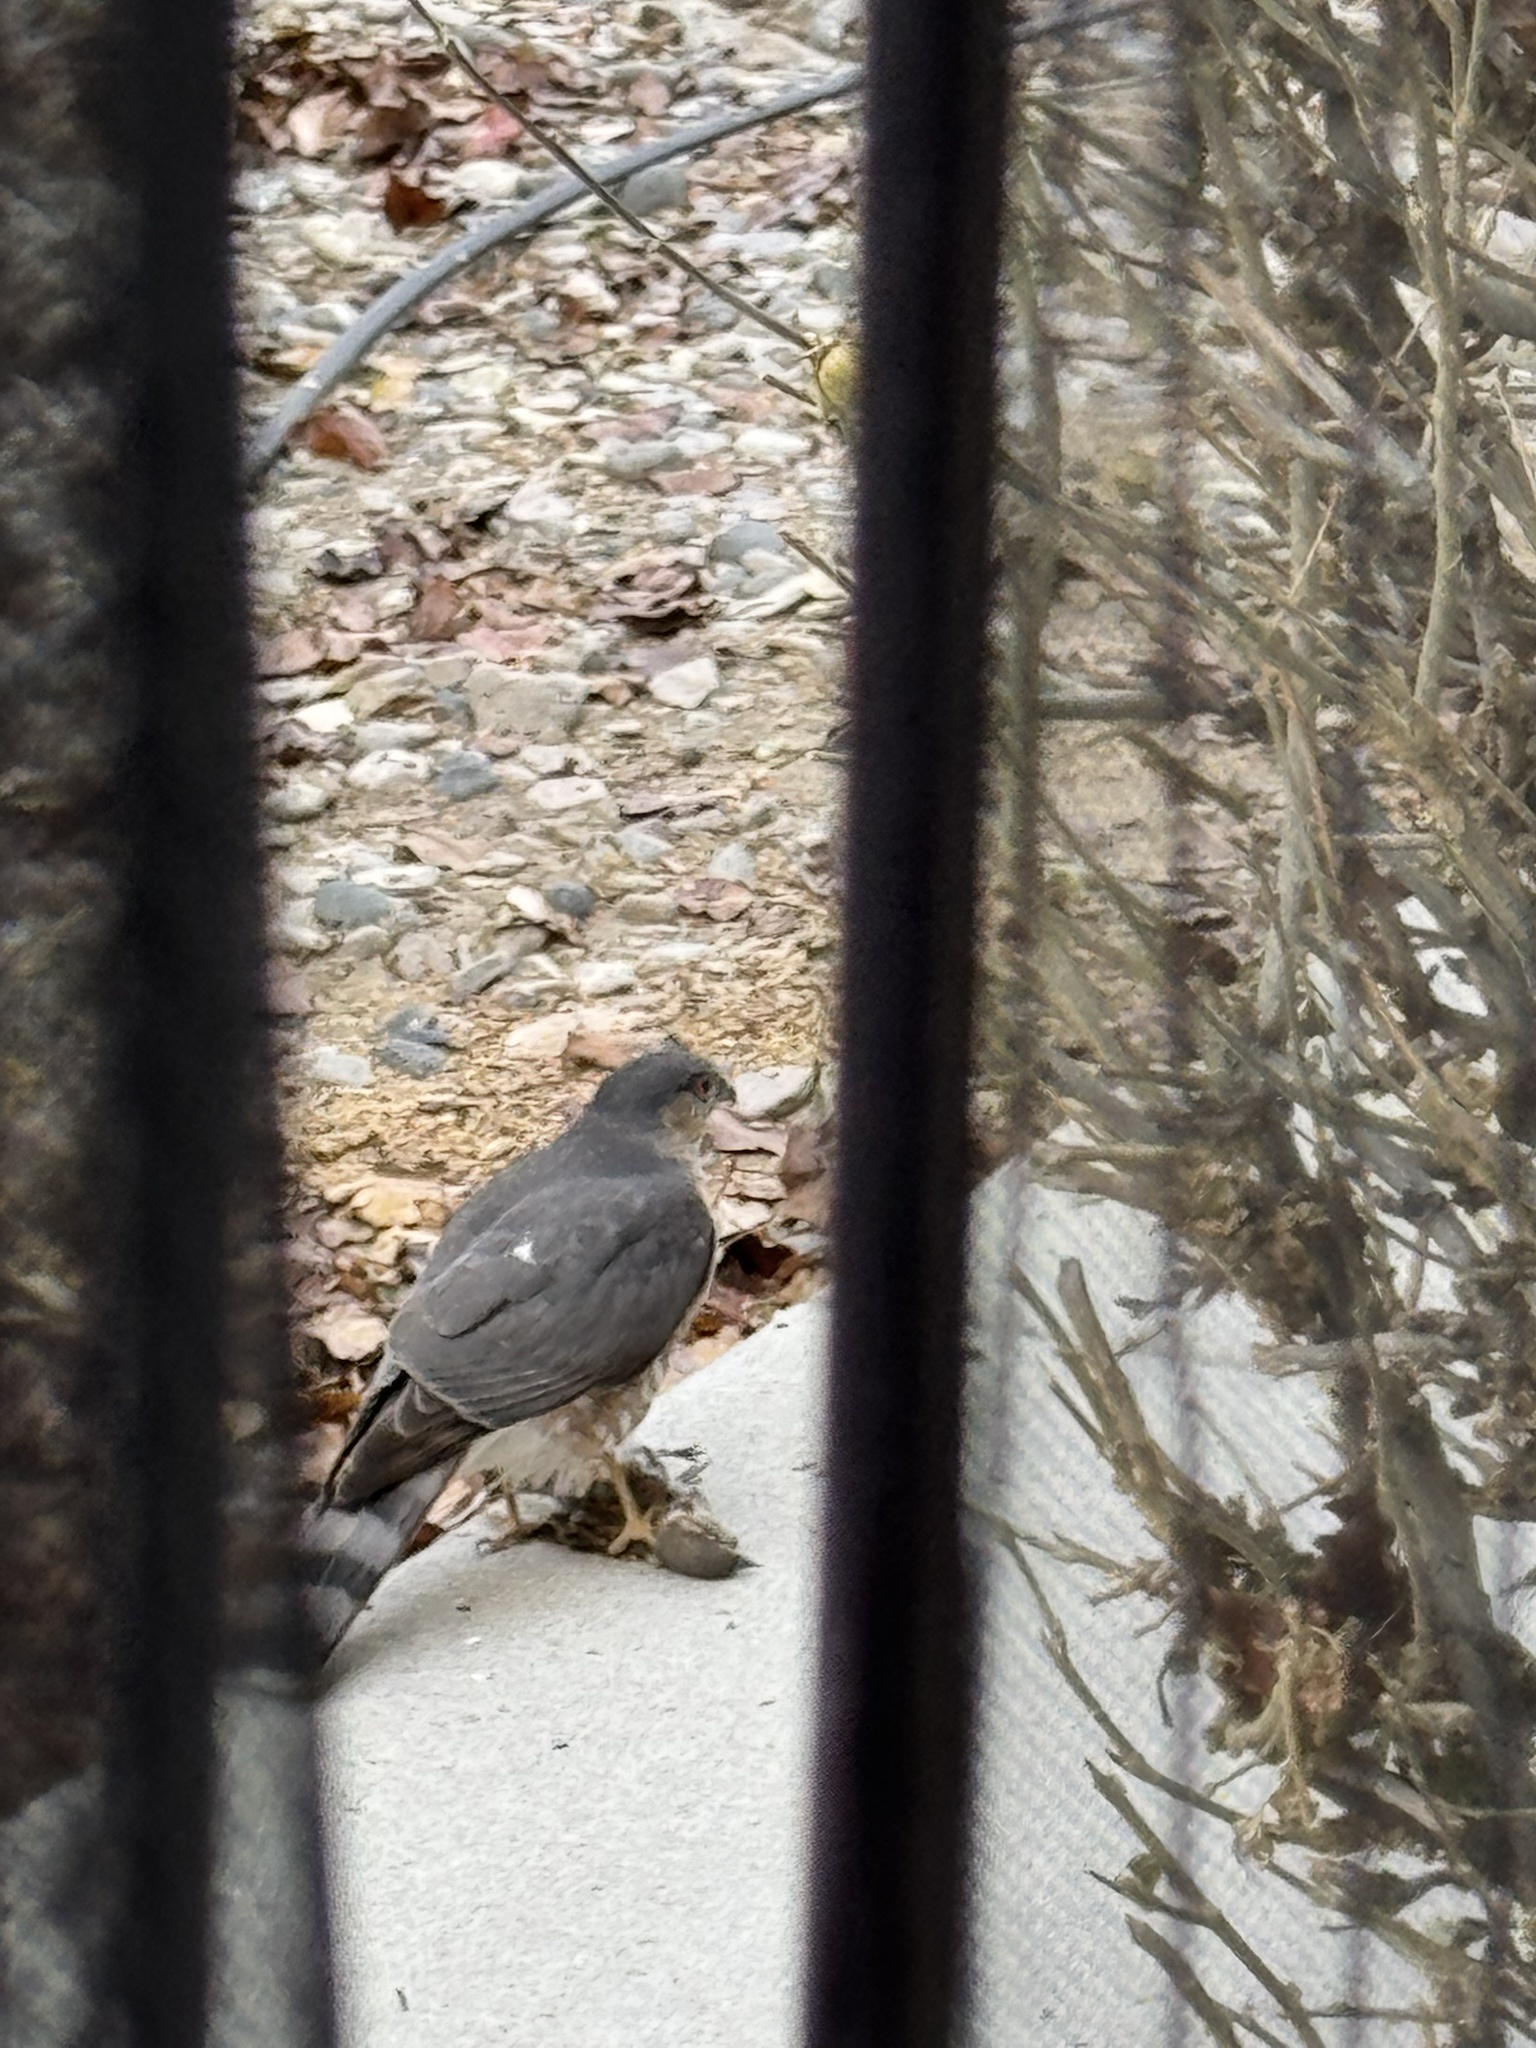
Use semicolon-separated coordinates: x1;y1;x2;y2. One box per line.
434;687;472;723
352;719;435;753
450;955;515;1001
312;542;383;582
603;439;686;482
264;777;334;823
619;160;689;217
449;932;546;1001
336;924;393;962
811;261;855;303
378;1038;449;1079
616;824;674;864
435;750;500;801
709;519;786;564
313;879;397;930
807;0;857;52
707;841;757;885
736;565;797;600
652;506;697;543
384;1006;453;1046
307;1046;373;1088
392;930;457;981
542;879;596;921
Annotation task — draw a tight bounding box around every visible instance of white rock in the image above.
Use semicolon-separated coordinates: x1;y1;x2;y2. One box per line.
616;825;673;864
707;841;757;885
572;960;636;998
260;673;350;707
526;775;607;812
347;750;430;792
518;742;589;777
807;0;859;52
671;428;732;460
447;160;527;204
1488;210;1536;265
346;664;426;718
351;720;436;753
370;580;418;620
304;1301;388;1360
300;213;381;268
276;859;329;896
504;480;576;524
307;1045;374;1087
393;930;457;981
350;862;440;895
648;657;720;710
735;427;813;463
337;925;393;961
293;697;353;734
732;1065;817;1120
503;1014;574;1061
272;914;332;959
264;777;335;822
235;167;289;215
505;885;557;924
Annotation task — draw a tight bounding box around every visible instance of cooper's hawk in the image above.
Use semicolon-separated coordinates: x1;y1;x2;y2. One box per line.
302;1042;733;1654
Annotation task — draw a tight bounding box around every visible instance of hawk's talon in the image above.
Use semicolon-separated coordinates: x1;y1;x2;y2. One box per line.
605;1457;657;1557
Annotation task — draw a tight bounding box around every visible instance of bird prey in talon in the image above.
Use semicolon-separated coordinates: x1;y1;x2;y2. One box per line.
303;1042;734;1655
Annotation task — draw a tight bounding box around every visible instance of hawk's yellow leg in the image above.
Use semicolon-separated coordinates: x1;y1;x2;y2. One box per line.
605;1456;656;1557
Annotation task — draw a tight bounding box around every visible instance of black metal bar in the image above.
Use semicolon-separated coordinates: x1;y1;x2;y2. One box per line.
118;1;276;2041
803;0;1011;2038
0;0;289;2040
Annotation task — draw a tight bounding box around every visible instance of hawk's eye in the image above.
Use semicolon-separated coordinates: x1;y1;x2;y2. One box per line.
690;1075;713;1100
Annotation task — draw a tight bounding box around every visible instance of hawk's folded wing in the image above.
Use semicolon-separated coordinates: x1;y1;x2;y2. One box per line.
389;1167;715;1429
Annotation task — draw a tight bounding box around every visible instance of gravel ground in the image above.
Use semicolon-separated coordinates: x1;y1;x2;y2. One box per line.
236;0;856;1414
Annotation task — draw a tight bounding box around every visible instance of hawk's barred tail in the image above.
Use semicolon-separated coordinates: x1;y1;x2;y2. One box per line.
300;1462;459;1657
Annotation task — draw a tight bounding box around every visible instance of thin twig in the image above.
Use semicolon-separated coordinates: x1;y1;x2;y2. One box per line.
780;529;853;591
403;0;810;347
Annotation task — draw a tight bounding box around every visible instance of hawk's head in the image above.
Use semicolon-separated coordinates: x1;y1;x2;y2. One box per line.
588;1042;734;1139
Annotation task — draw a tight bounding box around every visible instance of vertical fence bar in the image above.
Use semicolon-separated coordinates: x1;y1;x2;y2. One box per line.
0;1;314;2042
121;0;283;2040
803;0;1011;2039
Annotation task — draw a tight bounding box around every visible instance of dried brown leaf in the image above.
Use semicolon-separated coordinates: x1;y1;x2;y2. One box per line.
298;404;389;470
383;173;449;231
409;574;465;640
